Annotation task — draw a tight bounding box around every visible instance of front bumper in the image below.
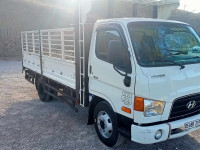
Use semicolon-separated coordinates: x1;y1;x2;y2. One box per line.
131;114;200;144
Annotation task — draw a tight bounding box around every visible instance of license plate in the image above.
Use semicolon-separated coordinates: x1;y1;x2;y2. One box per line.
184;119;200;130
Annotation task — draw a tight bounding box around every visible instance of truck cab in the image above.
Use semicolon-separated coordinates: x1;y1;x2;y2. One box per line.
88;18;200;145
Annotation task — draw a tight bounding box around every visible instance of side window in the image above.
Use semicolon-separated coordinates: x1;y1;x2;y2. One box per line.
96;28;132;73
96;29;122;62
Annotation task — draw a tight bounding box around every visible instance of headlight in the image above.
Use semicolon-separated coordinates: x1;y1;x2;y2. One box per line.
144;99;165;117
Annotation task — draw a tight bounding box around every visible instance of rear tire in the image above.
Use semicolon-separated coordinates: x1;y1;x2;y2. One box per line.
36;78;52;102
93;101;120;147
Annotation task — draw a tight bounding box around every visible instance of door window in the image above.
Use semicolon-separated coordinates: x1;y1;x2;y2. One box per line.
95;28;132;73
96;30;122;62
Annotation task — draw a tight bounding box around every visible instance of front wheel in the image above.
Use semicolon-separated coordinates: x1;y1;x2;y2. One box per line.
94;101;120;147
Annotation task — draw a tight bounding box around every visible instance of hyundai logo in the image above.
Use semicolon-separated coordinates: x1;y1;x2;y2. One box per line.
186;101;196;109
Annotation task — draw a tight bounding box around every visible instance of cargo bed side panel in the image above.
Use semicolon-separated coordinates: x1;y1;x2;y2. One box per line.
42;56;76;89
22;28;76;90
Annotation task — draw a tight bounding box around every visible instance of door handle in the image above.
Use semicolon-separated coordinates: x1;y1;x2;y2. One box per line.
90;65;93;74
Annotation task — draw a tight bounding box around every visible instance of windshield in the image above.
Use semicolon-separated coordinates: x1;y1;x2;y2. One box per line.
128;22;200;67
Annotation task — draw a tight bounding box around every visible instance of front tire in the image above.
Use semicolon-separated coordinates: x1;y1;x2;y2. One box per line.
94;101;119;147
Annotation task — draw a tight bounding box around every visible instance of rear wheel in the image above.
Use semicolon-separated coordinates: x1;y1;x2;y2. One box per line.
94;101;120;147
36;78;52;102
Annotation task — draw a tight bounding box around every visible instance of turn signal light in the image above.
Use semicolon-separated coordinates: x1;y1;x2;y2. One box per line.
121;106;131;114
134;96;144;111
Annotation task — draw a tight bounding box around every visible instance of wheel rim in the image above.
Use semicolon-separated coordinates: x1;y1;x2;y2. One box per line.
97;111;113;138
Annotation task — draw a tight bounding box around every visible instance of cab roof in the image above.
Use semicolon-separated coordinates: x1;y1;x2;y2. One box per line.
97;18;189;26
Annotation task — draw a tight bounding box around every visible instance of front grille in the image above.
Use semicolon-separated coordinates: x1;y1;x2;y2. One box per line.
169;93;200;119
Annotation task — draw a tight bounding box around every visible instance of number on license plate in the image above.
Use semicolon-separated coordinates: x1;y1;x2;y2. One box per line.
185;119;200;130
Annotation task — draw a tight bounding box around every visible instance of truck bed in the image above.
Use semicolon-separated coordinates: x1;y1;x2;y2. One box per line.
21;28;76;89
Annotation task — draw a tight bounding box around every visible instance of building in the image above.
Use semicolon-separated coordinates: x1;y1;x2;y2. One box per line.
84;0;180;23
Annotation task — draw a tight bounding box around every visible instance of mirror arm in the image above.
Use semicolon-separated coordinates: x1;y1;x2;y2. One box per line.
113;65;131;87
124;72;128;77
113;65;126;76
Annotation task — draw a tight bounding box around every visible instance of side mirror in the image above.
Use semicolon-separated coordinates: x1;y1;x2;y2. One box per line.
108;40;132;73
108;40;132;87
108;40;123;67
124;76;131;87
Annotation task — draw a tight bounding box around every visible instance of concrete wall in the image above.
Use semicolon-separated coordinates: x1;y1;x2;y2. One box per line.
87;1;156;22
87;1;178;22
0;0;74;58
1;0;194;58
158;3;179;19
113;1;133;18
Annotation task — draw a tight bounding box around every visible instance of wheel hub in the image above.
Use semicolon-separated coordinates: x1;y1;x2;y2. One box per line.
97;111;113;138
100;121;105;129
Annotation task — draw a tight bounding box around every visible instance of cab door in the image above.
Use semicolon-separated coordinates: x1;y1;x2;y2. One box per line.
89;23;135;118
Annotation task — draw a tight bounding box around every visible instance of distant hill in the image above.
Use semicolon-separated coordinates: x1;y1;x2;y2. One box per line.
169;9;200;34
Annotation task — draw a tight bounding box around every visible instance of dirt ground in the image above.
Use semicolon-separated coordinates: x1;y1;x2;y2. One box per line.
1;59;200;150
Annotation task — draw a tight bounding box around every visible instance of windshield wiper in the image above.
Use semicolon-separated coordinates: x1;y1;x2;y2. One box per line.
154;58;185;70
169;50;188;55
184;56;200;59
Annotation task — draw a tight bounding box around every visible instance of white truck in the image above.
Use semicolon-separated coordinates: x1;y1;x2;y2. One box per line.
21;17;200;147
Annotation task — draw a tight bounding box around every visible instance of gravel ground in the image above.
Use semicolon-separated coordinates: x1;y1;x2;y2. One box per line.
1;59;200;150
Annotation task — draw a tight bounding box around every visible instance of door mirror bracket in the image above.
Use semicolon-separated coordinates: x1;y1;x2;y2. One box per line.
113;66;131;87
113;65;126;76
108;40;132;87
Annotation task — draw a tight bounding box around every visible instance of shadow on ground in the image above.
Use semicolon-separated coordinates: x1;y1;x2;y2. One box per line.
1;97;200;150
